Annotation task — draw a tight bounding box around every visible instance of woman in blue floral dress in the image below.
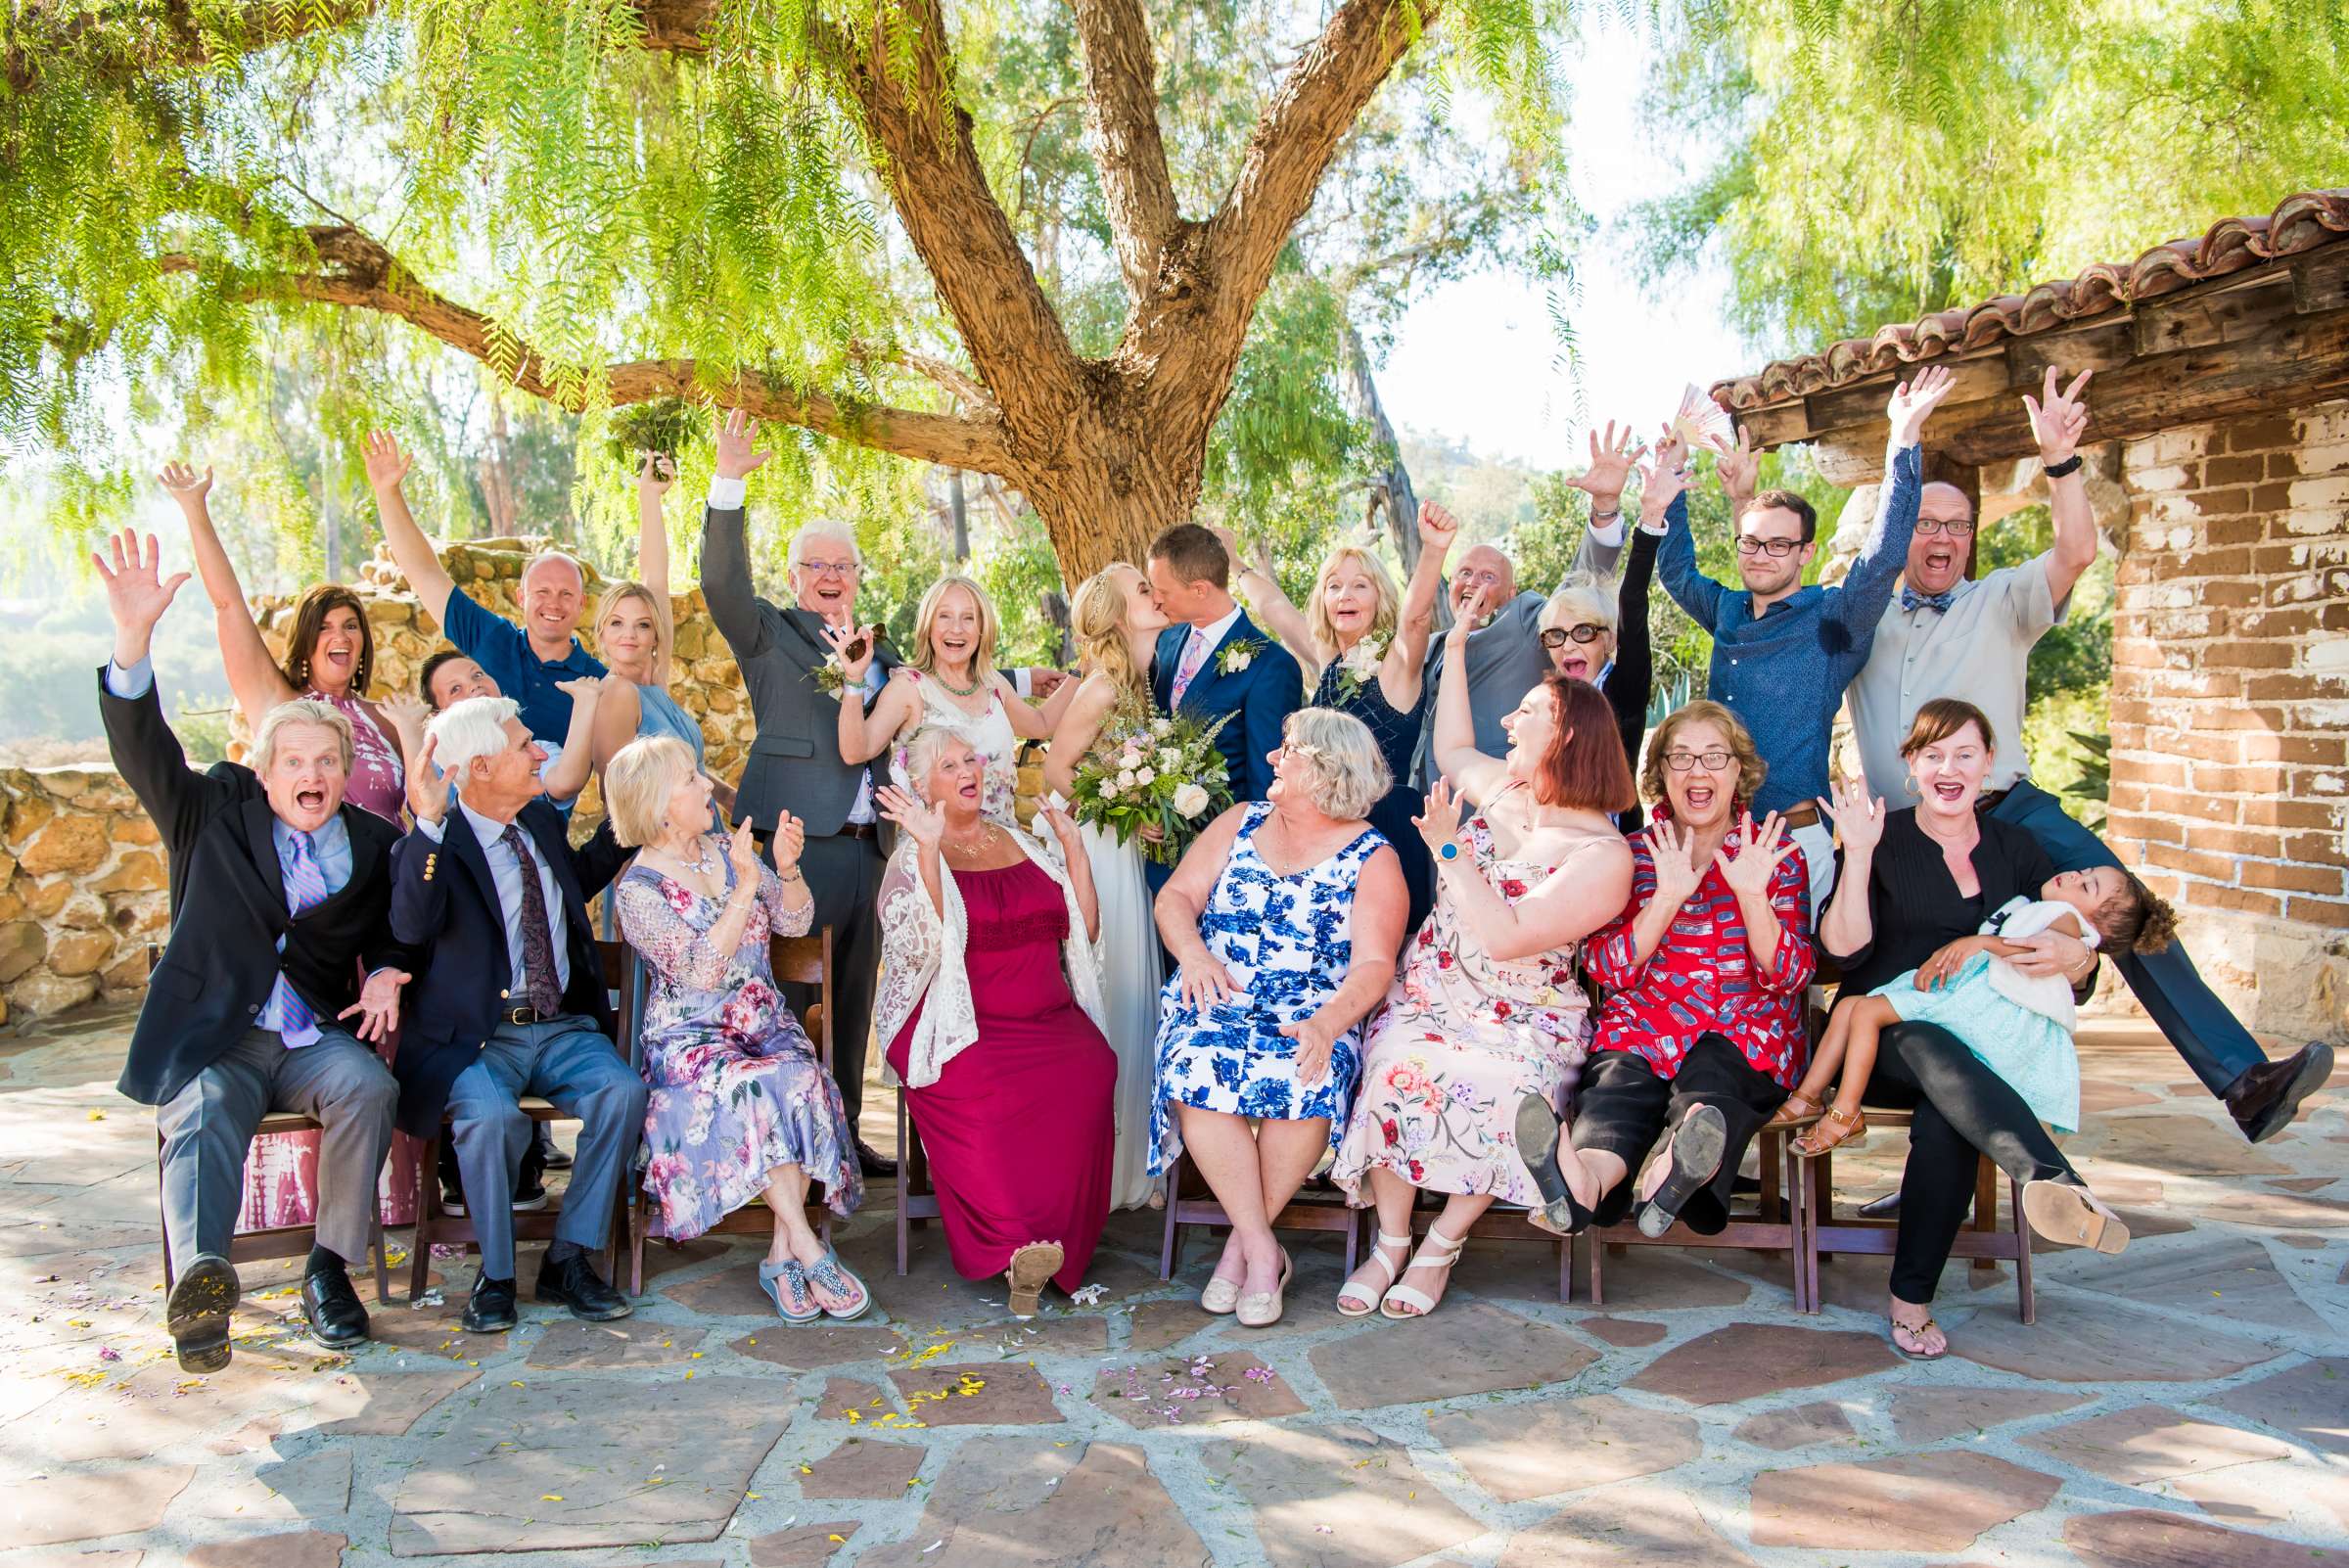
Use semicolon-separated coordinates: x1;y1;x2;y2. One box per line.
607;737;867;1325
1151;709;1409;1327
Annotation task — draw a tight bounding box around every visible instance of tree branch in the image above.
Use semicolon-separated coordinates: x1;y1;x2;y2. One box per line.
3;0;376;91
1070;0;1181;301
157;226;1010;473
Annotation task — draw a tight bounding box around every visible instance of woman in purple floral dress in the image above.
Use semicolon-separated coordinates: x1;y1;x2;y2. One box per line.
608;737;867;1323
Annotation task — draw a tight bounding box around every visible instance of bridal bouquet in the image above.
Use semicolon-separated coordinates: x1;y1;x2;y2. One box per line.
1067;711;1234;865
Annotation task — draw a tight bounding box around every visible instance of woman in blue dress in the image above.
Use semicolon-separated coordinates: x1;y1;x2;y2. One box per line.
1151;709;1409;1327
591;454;722;788
1217;506;1456;937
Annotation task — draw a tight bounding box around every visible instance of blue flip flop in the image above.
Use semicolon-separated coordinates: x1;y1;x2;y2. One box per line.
759;1258;823;1324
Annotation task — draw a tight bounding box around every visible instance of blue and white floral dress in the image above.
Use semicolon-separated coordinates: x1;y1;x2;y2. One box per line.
1150;802;1389;1172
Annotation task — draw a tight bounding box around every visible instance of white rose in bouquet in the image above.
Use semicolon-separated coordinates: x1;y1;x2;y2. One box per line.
1136;766;1155;785
1099;778;1121;800
1173;782;1211;819
1157;747;1180;768
1117;768;1136;789
1152;717;1174;735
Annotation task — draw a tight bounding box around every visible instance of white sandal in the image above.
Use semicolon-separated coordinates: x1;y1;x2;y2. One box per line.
1380;1225;1467;1318
1337;1231;1414;1317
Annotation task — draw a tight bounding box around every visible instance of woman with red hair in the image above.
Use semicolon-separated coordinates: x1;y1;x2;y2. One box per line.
1329;589;1635;1318
1516;700;1815;1240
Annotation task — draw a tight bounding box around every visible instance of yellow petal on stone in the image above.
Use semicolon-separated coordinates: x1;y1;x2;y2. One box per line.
541;1495;563;1501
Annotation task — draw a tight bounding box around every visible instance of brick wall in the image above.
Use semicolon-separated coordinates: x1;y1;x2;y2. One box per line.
2107;398;2349;1043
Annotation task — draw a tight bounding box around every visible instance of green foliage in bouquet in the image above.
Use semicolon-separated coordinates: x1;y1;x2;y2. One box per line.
1069;711;1237;868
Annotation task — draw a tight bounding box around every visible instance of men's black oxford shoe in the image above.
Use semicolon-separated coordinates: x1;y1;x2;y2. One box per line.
464;1274;520;1334
535;1252;632;1321
300;1267;371;1349
2228;1042;2335;1144
855;1138;898;1179
165;1253;241;1373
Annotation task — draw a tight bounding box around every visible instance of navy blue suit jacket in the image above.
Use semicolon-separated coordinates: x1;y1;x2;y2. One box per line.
387;798;626;1135
1147;610;1304;887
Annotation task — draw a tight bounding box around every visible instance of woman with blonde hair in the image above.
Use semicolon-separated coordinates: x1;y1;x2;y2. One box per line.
830;573;1072;822
1216;510;1457;934
607;735;866;1323
1041;563;1173;1208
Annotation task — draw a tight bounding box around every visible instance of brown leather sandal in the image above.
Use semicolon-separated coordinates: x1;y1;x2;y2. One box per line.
1793;1105;1867;1158
1764;1090;1824;1130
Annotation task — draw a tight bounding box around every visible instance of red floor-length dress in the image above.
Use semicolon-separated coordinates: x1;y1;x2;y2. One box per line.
885;858;1117;1293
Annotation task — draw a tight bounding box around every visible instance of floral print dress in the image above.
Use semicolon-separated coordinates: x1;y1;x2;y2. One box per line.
615;843;863;1239
1333;802;1614;1207
1150;802;1389;1172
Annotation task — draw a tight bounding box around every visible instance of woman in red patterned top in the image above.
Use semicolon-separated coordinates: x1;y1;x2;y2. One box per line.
1516;701;1814;1238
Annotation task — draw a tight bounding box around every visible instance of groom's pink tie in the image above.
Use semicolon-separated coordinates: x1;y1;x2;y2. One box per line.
1169;627;1210;709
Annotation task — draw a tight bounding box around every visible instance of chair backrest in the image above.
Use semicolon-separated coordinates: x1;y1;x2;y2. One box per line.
772;927;836;1069
595;938;645;1067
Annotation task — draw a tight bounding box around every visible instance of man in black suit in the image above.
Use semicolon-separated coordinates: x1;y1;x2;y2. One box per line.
390;695;641;1334
93;530;412;1373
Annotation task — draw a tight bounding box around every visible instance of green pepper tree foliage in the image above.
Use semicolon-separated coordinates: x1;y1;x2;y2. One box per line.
3;0;1574;587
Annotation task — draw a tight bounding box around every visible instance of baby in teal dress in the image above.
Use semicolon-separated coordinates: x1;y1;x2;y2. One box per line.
1779;864;2178;1154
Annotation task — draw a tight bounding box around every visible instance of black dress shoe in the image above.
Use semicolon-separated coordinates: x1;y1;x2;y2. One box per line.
535;1251;632;1321
854;1139;898;1179
512;1168;549;1211
464;1274;519;1334
537;1130;574;1171
1857;1190;1903;1221
438;1183;468;1217
300;1267;371;1348
2228;1042;2335;1144
165;1253;241;1373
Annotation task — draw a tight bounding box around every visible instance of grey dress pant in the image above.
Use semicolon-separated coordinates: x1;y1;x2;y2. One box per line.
155;1026;396;1276
444;1015;648;1280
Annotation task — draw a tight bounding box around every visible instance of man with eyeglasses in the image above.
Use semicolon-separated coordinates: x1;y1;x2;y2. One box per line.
700;408;899;1178
1659;366;1957;911
1845;367;2331;1146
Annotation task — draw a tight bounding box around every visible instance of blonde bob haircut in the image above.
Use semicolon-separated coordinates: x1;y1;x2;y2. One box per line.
1306;545;1402;662
1281;707;1392;821
1638;699;1768;808
252;698;354;776
604;735;700;849
910;574;1000;680
1541;572;1620;642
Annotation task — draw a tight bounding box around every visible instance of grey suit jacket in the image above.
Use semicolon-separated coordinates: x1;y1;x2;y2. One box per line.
1411;524;1624;787
700;503;898;837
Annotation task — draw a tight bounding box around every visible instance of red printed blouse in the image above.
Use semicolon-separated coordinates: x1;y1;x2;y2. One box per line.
1585;807;1817;1086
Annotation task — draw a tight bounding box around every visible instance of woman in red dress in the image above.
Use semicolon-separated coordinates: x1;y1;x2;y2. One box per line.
873;728;1117;1316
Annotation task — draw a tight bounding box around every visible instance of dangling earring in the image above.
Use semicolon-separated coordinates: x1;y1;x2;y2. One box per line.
1904;775;1921;797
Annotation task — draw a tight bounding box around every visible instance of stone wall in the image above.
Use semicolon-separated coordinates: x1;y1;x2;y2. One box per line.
0;766;168;1024
2105;397;2349;1044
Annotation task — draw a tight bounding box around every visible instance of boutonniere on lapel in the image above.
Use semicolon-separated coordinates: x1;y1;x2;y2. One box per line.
1331;635;1386;702
1217;637;1266;676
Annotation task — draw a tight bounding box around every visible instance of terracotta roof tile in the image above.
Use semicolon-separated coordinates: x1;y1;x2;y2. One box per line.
1711;189;2349;412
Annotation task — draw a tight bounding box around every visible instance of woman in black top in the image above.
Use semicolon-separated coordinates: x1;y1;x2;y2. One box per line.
1819;699;2122;1360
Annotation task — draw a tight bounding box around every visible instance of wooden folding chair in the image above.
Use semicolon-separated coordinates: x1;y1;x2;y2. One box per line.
894;1084;944;1275
147;945;392;1300
1796;1112;2033;1320
623;929;838;1295
1158;1157;1364;1281
1584;1124;1808;1310
406;940;639;1300
1403;1191;1574;1304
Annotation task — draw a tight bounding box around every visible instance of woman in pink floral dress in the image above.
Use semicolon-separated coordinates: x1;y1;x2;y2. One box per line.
1329;596;1635;1318
608;737;867;1323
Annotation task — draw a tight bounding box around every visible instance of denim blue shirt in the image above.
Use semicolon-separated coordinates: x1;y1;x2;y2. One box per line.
438;587;604;745
1658;443;1923;814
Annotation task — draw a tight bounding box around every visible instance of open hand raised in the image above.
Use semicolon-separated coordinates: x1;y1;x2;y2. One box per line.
91;529;189;639
361;431;412;493
1715;426;1761;504
714;407;769;482
874;784;945;852
2023;365;2093;469
1566;421;1641;511
1715;810;1794;899
1886;363;1958;448
1816;778;1885;857
157;461;213;509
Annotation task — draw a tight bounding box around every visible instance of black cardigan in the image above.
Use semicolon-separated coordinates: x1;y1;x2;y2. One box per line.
1825;806;2054;996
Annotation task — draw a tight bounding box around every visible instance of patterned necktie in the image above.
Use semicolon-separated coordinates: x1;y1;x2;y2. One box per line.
264;830;331;1047
500;822;565;1016
1170;628;1211;708
1901;587;1956;614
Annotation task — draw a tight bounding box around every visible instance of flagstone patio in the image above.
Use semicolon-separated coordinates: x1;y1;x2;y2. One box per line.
3;1003;2342;1568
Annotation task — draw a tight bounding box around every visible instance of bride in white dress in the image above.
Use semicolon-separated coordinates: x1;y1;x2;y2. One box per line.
1045;565;1173;1210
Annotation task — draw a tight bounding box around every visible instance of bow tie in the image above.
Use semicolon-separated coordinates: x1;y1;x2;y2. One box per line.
1901;587;1956;614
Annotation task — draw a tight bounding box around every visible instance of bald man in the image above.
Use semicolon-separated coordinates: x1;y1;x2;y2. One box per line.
1850;368;2331;1145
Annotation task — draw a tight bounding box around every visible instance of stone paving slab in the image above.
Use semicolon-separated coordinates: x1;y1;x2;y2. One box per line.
1308;1300;1599;1408
1495;1482;1759;1567
1749;1451;2061;1551
1427;1391;1700;1501
1200;1422;1484;1568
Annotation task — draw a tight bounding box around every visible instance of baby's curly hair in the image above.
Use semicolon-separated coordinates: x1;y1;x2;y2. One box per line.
2096;870;2179;954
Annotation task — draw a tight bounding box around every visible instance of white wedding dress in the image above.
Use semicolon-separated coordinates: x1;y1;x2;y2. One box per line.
1082;818;1166;1209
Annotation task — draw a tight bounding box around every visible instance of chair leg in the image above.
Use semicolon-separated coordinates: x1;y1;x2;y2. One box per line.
1799;1154;1822;1314
1158;1152;1183;1281
894;1092;912;1276
1969;1154;2000;1273
410;1133;439;1302
1557;1235;1572;1306
371;1217;392;1305
627;1202;647;1299
1588;1231;1605;1307
2010;1176;2035;1324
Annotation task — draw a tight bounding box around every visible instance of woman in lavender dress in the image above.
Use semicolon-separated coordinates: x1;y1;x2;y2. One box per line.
608;736;867;1323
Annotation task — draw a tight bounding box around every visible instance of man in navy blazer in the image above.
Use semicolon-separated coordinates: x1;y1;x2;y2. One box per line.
1144;523;1305;894
389;695;641;1334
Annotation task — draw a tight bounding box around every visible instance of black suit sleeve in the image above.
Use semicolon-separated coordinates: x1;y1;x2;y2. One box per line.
569;816;628;902
700;504;772;661
97;665;234;852
390;824;455;949
1608;527;1659;772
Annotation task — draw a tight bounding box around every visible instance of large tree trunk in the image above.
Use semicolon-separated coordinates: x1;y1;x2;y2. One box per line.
1011;388;1215;584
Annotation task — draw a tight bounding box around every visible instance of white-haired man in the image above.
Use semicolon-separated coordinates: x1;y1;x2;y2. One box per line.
698;408;897;1176
390;696;641;1334
365;433;605;746
93;530;413;1372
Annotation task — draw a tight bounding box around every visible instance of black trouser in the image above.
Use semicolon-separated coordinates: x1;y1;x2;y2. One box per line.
1863;1021;2081;1305
770;829;886;1131
1569;1035;1785;1234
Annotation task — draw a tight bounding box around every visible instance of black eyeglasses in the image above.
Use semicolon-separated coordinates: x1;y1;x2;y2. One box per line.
1734;536;1804;559
1539;624;1605;648
1914;518;1976;537
1664;750;1734;771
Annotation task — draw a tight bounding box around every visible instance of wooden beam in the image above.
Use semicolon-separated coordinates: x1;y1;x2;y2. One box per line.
2294;250;2349;315
2132;271;2302;358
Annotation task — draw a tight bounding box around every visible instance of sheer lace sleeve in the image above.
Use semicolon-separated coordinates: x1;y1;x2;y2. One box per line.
758;860;814;937
616;872;733;992
873;839;974;1088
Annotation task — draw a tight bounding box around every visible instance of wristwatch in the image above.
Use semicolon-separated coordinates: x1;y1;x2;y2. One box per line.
2044;453;2084;479
1438;840;1461;861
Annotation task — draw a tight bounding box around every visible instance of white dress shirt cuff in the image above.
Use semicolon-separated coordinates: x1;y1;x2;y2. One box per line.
414;815;447;843
1587;513;1628;548
707;474;749;511
106;657;156;700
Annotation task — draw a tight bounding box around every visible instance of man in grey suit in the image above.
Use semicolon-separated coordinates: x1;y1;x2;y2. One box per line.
700;411;898;1176
1410;428;1636;785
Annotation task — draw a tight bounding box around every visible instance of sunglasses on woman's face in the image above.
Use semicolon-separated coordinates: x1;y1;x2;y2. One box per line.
1539;623;1604;648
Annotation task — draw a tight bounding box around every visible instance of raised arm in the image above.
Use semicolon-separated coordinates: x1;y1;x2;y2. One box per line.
2024;366;2099;607
1429;592;1509;802
157;464;299;728
701;408;773;661
635;453;677;687
1215;523;1319;676
1833;365;1957;639
1655;489;1727;629
1419;781;1635;962
1714;813;1815;986
1563;420;1638;580
539;676;604;802
1380;501;1457;711
588;672;643;776
91;529;213;842
1036;803;1100;944
997;670;1064;742
362;434;457;628
1042;673;1120;798
1816;781;1884;965
832;636;918;765
616;823;767;992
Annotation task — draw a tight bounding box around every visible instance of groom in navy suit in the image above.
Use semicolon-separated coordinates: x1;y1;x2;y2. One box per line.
1144;524;1305;893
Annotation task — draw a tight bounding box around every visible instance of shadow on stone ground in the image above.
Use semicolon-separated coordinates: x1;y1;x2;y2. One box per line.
2;1004;2343;1567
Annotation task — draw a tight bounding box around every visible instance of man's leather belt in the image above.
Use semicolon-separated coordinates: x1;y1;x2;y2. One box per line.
496;1005;555;1027
835;822;878;840
1778;803;1820;829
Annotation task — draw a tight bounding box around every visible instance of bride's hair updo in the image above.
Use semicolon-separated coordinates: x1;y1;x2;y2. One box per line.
1072;566;1148;702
